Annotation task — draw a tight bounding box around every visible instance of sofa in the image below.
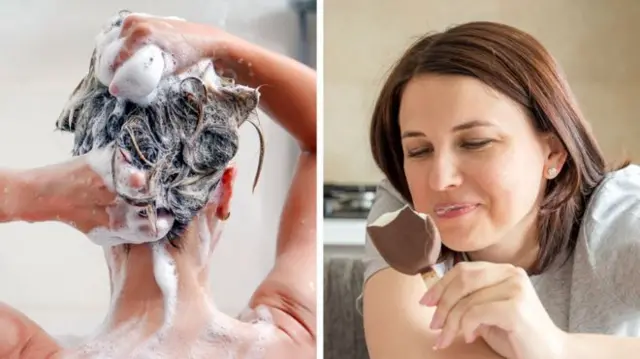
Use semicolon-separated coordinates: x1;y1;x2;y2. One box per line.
323;256;370;359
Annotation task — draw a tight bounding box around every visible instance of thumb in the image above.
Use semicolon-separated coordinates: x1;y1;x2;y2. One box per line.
128;170;146;189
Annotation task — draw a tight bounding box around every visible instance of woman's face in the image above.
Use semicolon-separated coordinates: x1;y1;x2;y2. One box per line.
399;74;561;253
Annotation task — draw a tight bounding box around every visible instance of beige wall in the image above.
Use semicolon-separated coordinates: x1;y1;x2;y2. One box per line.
324;0;640;185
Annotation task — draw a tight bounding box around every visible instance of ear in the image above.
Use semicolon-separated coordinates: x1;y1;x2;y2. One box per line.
541;133;568;179
214;164;237;220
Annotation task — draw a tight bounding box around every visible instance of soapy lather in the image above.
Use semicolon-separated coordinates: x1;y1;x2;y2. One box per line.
94;13;174;106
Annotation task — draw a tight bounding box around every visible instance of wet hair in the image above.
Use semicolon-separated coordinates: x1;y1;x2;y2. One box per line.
370;21;628;274
56;11;263;245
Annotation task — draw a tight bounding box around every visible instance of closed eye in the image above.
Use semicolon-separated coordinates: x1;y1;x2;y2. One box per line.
406;147;432;158
461;139;493;150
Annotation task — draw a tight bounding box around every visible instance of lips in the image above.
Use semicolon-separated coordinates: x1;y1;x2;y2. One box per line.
434;203;479;217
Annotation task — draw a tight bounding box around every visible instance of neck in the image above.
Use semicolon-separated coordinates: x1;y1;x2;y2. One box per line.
99;212;225;337
468;208;540;272
103;247;209;335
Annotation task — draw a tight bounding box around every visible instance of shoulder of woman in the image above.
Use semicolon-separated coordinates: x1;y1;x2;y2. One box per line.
582;164;640;237
577;165;640;309
365;178;408;223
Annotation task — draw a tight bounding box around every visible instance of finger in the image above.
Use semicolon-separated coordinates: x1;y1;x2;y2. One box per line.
464;324;489;344
128;170;146;189
427;262;518;329
422;261;486;306
436;278;512;349
459;300;516;343
112;20;152;70
115;148;146;190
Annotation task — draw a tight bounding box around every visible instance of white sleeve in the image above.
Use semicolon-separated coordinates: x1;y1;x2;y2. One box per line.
578;165;640;310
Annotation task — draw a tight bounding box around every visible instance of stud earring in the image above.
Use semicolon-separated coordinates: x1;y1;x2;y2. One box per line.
546;167;558;178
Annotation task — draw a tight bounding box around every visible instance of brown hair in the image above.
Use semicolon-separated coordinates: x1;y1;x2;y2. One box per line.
370;21;627;274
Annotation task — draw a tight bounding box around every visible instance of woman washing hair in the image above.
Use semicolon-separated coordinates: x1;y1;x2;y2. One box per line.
362;21;640;359
0;12;315;359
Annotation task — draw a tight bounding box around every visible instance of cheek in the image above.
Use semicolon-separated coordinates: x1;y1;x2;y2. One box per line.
480;149;545;227
404;162;431;213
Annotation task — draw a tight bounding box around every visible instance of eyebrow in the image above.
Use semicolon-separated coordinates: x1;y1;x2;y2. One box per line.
401;119;495;139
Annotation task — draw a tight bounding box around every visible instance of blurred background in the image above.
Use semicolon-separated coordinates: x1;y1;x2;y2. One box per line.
0;0;316;337
322;1;640;358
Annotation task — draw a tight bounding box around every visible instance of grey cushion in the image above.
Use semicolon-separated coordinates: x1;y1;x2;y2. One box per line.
323;257;370;359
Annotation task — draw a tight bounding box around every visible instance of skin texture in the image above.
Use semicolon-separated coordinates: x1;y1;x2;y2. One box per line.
0;15;315;359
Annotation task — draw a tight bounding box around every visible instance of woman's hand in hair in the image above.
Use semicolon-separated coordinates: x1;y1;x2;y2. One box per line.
420;261;567;359
112;14;243;78
22;146;170;244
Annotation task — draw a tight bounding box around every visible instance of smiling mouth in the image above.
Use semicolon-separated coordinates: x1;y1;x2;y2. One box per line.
434;204;479;217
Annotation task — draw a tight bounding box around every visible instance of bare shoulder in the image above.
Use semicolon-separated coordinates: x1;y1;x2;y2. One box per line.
363;269;501;359
234;304;314;359
0;303;61;358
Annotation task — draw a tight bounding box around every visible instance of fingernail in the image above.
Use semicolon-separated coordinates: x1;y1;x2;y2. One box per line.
420;291;435;306
429;314;441;330
439;333;449;349
419;293;429;306
433;334;444;350
109;84;119;96
465;331;473;343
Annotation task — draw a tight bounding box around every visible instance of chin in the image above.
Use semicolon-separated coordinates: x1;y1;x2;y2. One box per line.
440;227;493;253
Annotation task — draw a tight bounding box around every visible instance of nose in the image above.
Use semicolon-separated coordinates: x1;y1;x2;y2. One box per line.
428;152;462;191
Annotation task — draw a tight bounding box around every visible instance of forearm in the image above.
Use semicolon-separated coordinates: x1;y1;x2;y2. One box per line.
0;162;75;224
0;169;46;223
248;153;316;343
206;24;317;347
563;333;640;359
208;34;317;152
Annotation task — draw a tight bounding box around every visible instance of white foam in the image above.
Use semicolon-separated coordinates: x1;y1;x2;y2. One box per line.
93;12;165;105
235;305;276;359
92;12;210;106
95;29;124;87
151;242;178;330
102;248;127;329
85;143;174;247
109;44;165;105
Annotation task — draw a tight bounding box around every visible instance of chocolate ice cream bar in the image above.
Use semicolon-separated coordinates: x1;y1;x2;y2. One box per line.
367;205;442;287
